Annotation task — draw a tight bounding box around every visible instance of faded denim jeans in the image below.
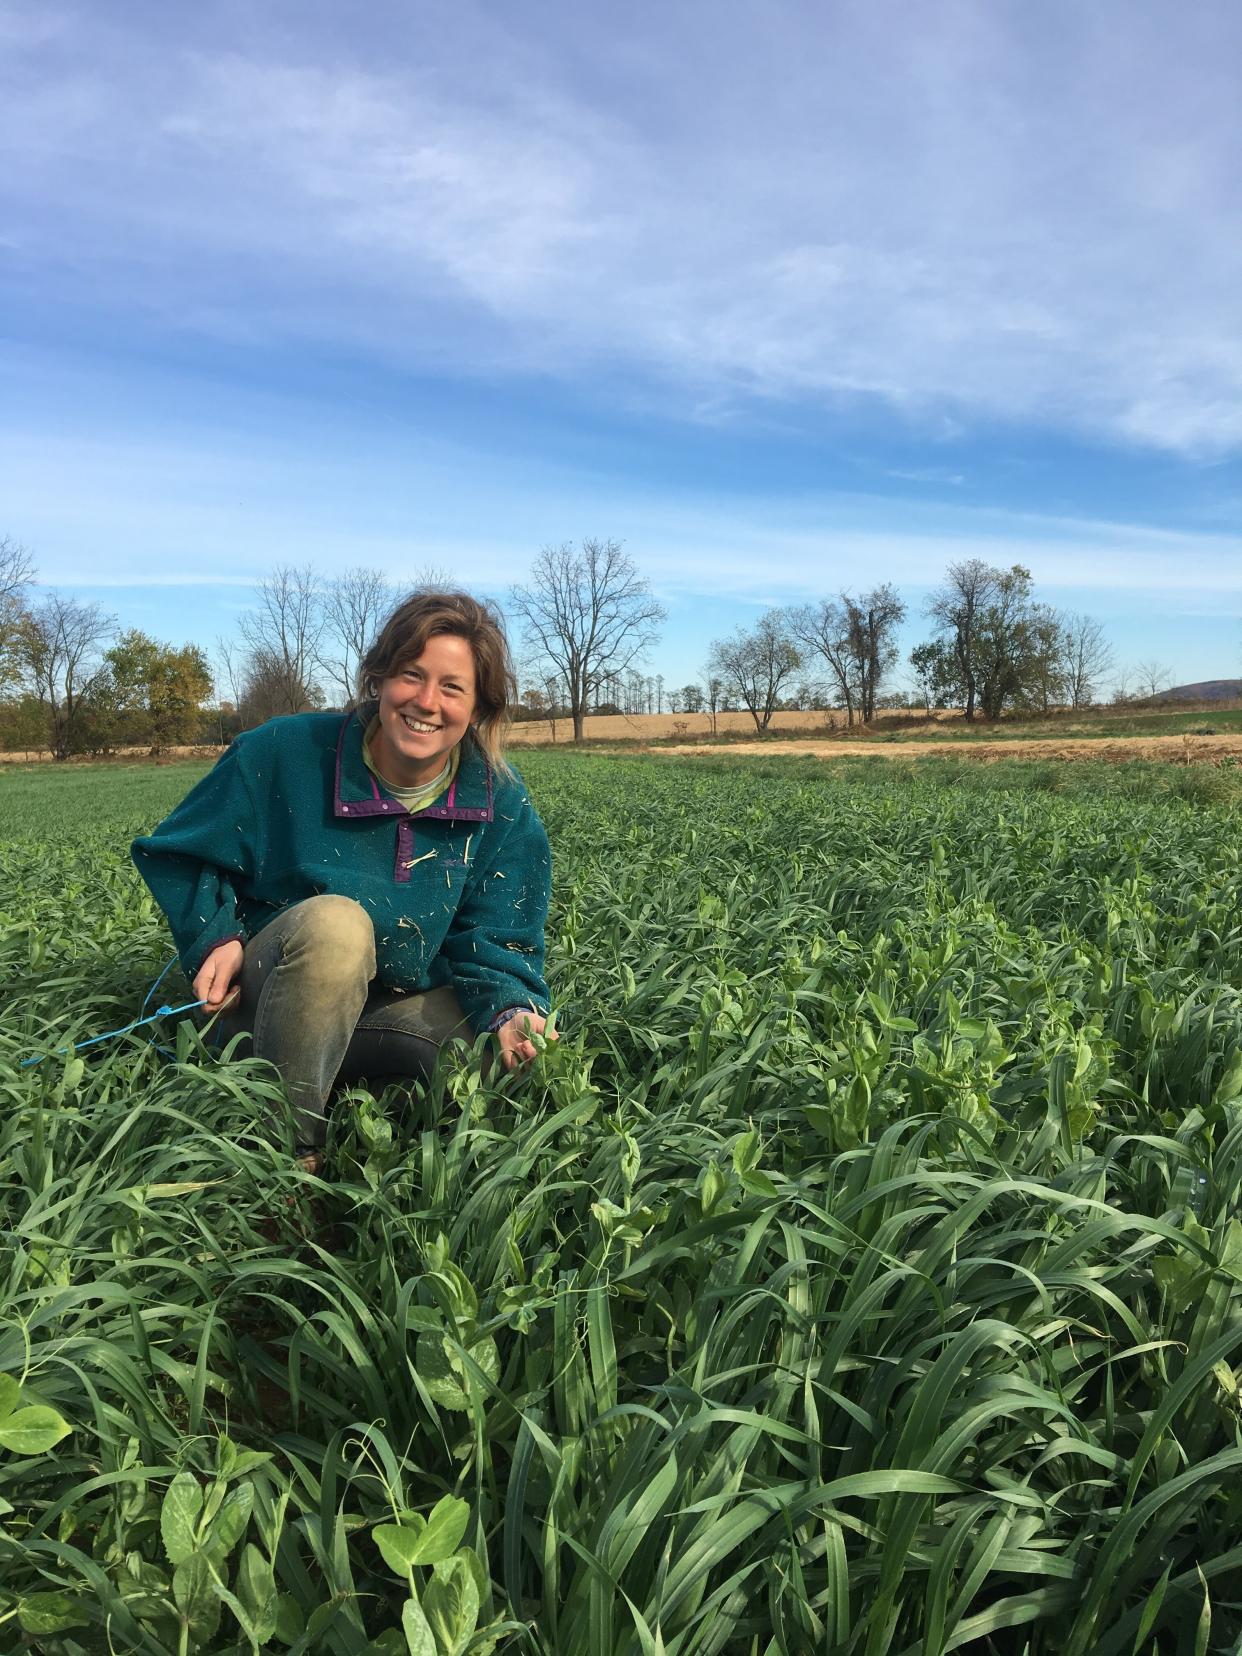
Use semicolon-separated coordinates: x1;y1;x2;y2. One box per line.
211;894;472;1148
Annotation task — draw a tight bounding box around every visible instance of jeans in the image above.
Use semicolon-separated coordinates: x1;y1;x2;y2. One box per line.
212;894;473;1148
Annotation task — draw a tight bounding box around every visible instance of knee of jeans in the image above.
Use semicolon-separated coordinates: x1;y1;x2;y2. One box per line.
287;894;377;979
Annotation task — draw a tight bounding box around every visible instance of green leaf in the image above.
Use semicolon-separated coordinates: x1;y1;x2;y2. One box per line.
161;1470;205;1565
273;1593;303;1645
1153;1254;1208;1313
1133;1564;1171;1653
0;1374;19;1422
172;1549;223;1646
415;1333;499;1411
402;1593;437;1656
0;1404;72;1455
740;1169;778;1197
375;1518;427;1576
18;1592;92;1635
732;1129;760;1175
211;1479;254;1557
423;1554;480;1655
236;1543;279;1645
408;1496;470;1567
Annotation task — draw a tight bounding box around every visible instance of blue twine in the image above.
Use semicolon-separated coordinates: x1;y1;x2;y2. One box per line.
18;954;208;1069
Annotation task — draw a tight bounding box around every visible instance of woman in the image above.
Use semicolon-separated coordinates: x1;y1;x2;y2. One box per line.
132;590;553;1165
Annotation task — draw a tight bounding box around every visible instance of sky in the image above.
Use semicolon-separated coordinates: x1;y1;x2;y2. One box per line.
2;0;1241;695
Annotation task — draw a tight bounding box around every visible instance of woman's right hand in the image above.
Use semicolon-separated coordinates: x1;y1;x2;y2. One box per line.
193;940;245;1011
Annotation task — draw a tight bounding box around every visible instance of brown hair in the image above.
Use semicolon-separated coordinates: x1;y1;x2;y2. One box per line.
357;589;516;773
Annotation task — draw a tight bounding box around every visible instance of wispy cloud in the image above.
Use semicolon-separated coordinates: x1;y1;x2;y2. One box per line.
3;1;1241;456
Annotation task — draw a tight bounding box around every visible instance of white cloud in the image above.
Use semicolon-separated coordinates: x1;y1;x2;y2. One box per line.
3;1;1241;453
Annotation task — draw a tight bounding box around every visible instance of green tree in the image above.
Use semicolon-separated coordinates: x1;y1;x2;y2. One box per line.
104;629;214;755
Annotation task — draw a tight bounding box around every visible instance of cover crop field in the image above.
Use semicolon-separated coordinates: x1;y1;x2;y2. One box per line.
3;754;1242;1654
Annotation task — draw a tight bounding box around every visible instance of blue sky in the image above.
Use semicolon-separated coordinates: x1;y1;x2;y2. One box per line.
2;0;1241;694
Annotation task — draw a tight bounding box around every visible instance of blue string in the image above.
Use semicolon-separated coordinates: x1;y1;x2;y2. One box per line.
18;956;209;1070
140;953;181;1019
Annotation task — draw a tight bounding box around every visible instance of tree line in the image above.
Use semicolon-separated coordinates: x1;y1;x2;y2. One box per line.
0;532;1147;756
705;561;1121;733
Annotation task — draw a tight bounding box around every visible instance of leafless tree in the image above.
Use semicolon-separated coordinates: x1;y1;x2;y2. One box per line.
18;592;115;759
1024;604;1069;715
702;674;723;736
510;539;665;742
0;535;35;690
708;610;802;733
924;558;999;721
1135;659;1173;702
238;647;325;727
1061;615;1115;709
319;567;396;707
239;565;326;716
787;600;859;725
0;535;33;609
844;584;906;723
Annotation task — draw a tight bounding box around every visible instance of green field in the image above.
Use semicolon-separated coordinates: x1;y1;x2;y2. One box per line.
3;754;1242;1653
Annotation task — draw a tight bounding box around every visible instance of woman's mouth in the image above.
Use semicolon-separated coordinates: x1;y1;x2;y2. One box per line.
400;715;439;734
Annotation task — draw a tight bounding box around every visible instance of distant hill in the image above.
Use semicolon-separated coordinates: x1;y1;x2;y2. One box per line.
1157;679;1242;703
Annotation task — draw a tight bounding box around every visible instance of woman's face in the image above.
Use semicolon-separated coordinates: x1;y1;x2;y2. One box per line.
373;633;478;787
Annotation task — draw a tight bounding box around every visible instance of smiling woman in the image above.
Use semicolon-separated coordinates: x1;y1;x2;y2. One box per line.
131;589;555;1165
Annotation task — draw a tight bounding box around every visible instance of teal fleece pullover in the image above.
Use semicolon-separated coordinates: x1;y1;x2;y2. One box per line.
131;711;551;1033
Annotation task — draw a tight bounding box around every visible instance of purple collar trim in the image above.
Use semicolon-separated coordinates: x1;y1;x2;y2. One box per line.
333;713;493;823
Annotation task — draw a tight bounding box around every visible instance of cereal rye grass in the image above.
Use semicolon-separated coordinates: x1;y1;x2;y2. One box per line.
1;754;1242;1653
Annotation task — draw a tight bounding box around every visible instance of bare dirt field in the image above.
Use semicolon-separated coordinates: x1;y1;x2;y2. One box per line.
663;734;1242;766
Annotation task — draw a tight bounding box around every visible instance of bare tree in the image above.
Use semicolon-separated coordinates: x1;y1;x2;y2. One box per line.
702;674;723;736
320;567;396;708
18;593;115;759
239;565;326;716
925;558;998;721
1024;603;1069;715
708;611;802;733
510;539;665;742
787;600;860;725
0;535;35;690
1135;659;1173;702
238;646;325;727
843;584;906;723
0;534;33;609
1061;615;1114;709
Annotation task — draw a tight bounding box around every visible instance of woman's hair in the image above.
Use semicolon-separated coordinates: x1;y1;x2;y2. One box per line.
357;589;517;773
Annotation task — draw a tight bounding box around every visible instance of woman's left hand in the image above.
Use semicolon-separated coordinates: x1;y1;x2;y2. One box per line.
497;1012;557;1071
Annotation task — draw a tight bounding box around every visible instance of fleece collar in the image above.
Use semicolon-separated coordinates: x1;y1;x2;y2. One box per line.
332;711;494;824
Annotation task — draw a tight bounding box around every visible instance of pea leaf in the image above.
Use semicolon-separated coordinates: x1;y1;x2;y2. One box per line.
0;1404;72;1455
161;1470;204;1565
0;1374;19;1422
401;1594;437;1656
374;1517;427;1576
211;1479;254;1557
408;1496;470;1567
236;1543;279;1645
18;1592;92;1634
172;1549;222;1646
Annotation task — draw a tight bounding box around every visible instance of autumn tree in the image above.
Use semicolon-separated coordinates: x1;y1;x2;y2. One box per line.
510;539;665;742
103;629;214;754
